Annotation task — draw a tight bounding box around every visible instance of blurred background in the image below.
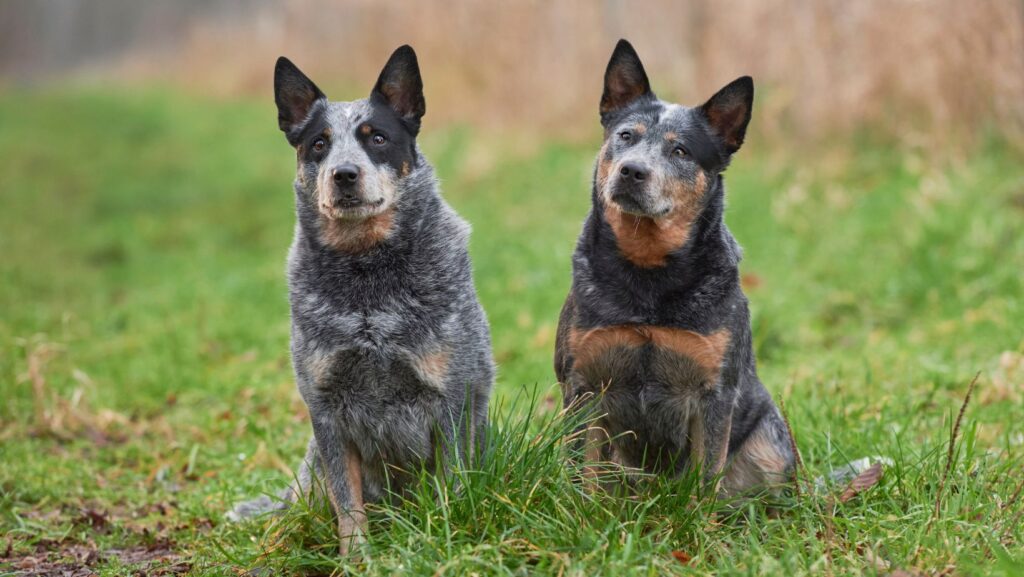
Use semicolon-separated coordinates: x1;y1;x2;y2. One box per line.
1;3;1023;567
3;0;1023;147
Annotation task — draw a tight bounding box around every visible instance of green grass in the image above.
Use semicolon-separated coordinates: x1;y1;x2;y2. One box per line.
1;88;1022;576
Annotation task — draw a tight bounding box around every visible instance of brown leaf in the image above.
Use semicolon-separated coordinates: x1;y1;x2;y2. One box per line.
671;550;693;565
741;273;763;290
839;462;884;503
74;508;111;532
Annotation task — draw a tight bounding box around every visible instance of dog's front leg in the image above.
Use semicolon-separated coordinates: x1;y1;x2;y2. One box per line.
308;413;367;555
693;392;736;493
561;377;609;488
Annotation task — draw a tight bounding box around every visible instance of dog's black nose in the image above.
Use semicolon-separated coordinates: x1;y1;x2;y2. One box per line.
332;164;360;186
619;162;648;182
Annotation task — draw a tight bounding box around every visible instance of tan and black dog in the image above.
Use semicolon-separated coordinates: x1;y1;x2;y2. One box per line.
555;40;794;495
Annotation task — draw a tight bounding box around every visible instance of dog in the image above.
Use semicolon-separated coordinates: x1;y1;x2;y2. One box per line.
554;40;794;496
229;45;495;555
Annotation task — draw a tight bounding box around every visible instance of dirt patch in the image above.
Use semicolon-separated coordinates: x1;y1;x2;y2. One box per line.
2;502;215;577
1;538;190;576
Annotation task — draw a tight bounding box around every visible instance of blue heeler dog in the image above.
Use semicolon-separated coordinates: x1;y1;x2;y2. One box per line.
229;46;495;554
554;40;794;495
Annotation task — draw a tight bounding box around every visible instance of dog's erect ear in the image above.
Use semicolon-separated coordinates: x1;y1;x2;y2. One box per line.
699;76;754;154
371;45;426;135
600;39;652;122
274;57;326;143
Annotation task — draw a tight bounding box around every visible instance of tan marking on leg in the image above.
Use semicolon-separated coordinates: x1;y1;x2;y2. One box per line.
722;428;790;495
308;350;334;385
583;424;609;490
411;348;450;390
338;446;367;555
703;407;735;494
320;207;397;253
712;410;733;477
687;415;706;475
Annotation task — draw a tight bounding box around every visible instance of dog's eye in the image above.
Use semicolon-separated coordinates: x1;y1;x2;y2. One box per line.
673;146;687;157
312;138;326;152
618;131;632;142
372;134;387;146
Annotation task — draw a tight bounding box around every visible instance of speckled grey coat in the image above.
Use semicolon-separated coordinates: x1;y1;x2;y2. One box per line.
229;47;494;554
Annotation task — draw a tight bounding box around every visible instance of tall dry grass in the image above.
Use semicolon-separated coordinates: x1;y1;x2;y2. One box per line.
8;0;1024;148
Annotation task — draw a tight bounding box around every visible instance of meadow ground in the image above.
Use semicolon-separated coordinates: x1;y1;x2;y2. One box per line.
1;90;1023;576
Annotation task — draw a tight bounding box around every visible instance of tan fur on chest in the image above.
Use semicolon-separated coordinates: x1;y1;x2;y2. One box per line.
570;324;730;383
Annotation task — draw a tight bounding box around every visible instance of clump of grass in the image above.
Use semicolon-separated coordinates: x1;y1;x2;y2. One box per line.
226;390;729;575
212;379;1024;576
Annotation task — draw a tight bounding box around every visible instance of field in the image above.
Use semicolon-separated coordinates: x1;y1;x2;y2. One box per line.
1;89;1023;576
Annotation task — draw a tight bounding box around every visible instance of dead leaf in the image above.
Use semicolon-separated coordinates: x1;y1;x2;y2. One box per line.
671;550;693;565
74;508;111;533
838;462;884;503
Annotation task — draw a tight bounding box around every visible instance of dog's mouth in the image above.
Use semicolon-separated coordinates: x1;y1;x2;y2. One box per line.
320;198;387;220
610;191;646;215
609;190;671;219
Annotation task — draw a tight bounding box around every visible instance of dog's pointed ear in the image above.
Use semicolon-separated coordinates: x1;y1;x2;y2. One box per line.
600;39;652;123
274;57;326;143
700;76;754;154
371;45;426;135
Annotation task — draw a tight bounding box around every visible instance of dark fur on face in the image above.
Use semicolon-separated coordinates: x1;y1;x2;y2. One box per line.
555;39;794;496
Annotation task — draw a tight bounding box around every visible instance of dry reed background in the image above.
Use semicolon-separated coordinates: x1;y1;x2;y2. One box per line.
2;0;1023;149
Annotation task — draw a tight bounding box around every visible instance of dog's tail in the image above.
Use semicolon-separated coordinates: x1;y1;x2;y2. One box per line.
814;456;893;493
225;490;293;522
225;439;317;522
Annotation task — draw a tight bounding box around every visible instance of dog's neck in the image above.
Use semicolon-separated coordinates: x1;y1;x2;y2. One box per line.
589;174;735;273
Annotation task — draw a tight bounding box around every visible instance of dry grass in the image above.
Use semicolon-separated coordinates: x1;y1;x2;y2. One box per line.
79;0;1023;150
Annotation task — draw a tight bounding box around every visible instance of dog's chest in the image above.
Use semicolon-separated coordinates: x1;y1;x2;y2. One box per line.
569;324;731;470
312;345;445;457
294;289;454;427
571;325;730;391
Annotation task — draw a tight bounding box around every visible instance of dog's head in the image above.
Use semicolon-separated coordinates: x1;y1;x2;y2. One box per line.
594;39;753;220
274;46;424;226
